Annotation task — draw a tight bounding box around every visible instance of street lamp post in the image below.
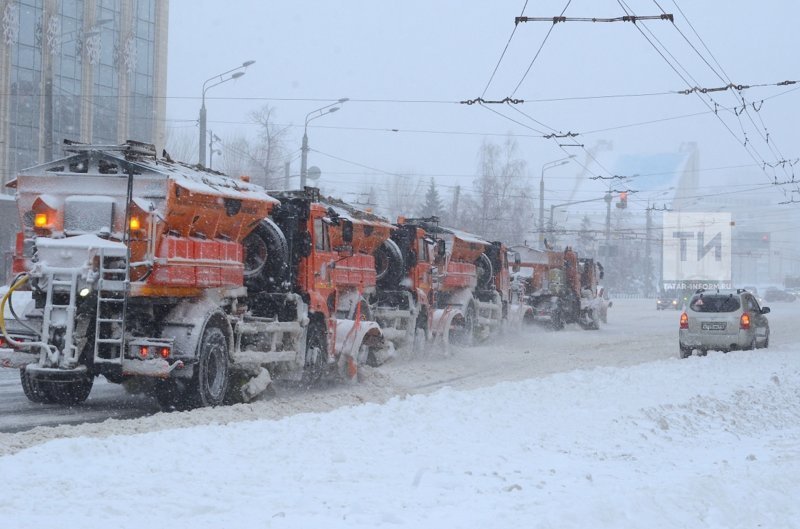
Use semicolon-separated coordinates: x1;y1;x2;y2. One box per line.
539;155;575;247
198;60;255;167
300;98;349;188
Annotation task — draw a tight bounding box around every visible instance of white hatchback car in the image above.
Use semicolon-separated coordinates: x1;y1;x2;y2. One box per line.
679;288;770;358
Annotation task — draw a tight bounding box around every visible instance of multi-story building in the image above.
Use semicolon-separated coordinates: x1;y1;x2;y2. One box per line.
0;0;168;188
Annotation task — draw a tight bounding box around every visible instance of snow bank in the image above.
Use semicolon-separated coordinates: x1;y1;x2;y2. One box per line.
1;346;799;528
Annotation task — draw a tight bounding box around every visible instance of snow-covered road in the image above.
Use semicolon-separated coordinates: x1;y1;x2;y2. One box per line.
1;299;799;528
1;299;798;448
1;298;681;440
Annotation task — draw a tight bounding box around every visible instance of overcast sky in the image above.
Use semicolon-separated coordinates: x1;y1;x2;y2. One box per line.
165;0;799;219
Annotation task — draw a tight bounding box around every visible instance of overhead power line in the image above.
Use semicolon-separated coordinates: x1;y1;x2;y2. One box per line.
515;14;673;24
678;80;798;95
481;0;530;98
511;0;573;97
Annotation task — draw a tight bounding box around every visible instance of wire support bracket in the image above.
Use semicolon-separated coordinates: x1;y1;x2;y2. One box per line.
515;14;673;24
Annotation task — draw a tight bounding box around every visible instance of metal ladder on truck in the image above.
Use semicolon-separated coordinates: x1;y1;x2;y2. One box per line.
38;268;81;367
93;246;130;368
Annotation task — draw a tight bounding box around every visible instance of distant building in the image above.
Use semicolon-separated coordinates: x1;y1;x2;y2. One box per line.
0;0;168;188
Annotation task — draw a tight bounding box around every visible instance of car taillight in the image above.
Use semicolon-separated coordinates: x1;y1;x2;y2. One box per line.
679;312;688;329
740;313;751;330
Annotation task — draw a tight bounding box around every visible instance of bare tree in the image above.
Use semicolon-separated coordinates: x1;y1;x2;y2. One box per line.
218;135;255;178
381;173;424;221
248;105;292;188
215;105;291;187
467;135;532;243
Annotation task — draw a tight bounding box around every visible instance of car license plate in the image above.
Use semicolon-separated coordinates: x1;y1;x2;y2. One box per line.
702;322;726;331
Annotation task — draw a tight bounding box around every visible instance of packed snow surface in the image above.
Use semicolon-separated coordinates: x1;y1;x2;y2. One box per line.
1;301;799;528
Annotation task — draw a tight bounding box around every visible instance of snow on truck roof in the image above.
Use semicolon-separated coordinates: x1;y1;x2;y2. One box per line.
438;226;491;247
11;141;279;205
321;196;395;229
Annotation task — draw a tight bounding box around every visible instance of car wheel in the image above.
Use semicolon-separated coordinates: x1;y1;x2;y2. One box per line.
679;345;692;359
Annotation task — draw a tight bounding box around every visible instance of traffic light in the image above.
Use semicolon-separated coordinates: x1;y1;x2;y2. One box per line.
760;233;770;246
616;191;628;209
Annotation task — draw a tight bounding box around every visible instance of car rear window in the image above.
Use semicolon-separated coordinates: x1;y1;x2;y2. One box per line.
689;294;741;313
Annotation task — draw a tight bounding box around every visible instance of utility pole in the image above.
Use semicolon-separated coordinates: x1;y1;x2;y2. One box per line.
451;185;460;222
604;192;612;247
645;205;653;296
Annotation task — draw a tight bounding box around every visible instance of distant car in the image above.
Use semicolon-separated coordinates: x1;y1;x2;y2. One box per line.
763;287;796;302
656;292;680;310
679;288;770;358
741;286;766;305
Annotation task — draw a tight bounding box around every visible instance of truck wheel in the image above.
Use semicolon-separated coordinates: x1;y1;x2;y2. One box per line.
20;368;49;403
450;305;475;346
243;219;288;293
375;239;404;288
415;309;429;340
187;321;230;407
45;377;93;405
21;369;94;405
588;309;600;330
551;308;564;331
475;254;493;289
302;320;329;387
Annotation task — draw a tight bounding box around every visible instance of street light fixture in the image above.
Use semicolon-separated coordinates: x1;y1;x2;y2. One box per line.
539;155;575;247
300;98;349;188
198;60;255;166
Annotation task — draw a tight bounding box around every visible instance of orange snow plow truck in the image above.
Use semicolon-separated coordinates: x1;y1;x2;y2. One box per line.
0;141;392;409
510;244;604;330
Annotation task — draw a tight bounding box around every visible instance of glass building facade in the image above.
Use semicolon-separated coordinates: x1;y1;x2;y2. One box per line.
0;0;168;187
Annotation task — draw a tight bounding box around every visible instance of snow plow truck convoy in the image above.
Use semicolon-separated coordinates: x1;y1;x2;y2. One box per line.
0;141;603;409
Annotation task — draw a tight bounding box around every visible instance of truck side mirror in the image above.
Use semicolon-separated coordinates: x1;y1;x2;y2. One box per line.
342;220;353;243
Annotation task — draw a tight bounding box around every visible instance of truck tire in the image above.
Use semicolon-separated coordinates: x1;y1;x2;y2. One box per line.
243;219;288;293
375;239;404;288
302;319;329;387
44;377;93;405
475;253;493;289
551;302;564;330
21;369;94;405
156;318;232;410
20;368;49;403
450;304;475;347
